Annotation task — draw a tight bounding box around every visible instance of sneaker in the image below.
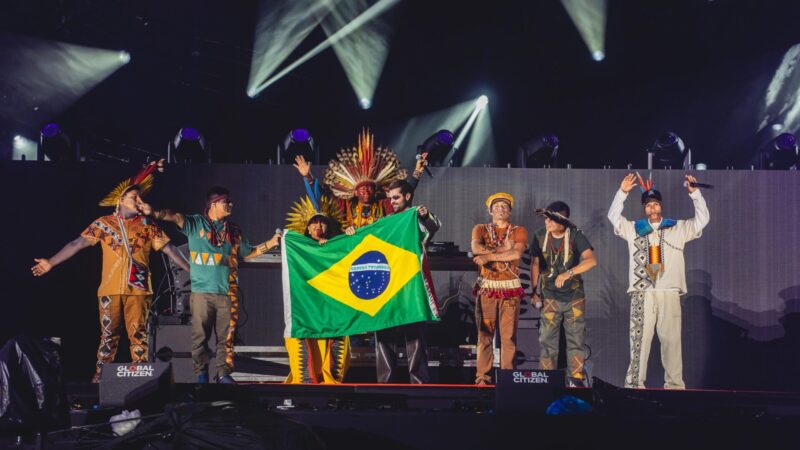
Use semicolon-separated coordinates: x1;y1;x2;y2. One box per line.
217;374;236;384
197;372;209;384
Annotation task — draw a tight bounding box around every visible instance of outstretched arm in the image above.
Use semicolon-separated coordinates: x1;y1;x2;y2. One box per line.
31;236;94;276
161;243;190;272
243;231;282;260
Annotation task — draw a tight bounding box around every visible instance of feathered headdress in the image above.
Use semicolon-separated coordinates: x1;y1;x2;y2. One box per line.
99;160;164;207
323;130;407;200
285;195;346;234
636;171;662;205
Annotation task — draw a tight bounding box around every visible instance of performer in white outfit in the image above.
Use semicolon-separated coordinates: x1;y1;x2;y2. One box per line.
607;173;710;389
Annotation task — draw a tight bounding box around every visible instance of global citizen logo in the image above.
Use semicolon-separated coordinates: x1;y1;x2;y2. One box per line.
116;364;155;377
512;370;550;384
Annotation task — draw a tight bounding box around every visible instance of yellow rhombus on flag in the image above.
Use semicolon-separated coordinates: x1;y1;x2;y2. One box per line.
307;234;420;317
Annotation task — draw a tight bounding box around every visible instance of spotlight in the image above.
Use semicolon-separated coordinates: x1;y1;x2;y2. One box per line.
280;128;318;165
119;51;131;64
592;50;605;61
476;95;489;111
517;133;559;168
418;129;455;168
761;132;798;169
359;98;372;110
12;135;37;160
169;127;209;163
39;123;76;161
647;131;691;169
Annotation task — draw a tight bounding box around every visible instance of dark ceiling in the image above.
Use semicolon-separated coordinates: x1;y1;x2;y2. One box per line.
2;0;800;168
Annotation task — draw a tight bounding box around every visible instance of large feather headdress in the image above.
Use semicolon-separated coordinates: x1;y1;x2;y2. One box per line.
323;130;407;199
285;195;346;234
98;160;164;207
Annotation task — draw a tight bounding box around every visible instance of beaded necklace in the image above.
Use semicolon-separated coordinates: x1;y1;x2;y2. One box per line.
485;223;516;273
542;228;571;279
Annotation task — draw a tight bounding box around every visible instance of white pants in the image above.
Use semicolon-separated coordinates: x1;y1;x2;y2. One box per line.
624;290;685;389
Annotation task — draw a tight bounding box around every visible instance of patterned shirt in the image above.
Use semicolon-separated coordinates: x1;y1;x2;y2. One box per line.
81;215;169;296
180;214;254;295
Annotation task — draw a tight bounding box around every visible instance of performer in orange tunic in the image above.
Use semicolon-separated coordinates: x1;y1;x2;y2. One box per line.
470;193;528;385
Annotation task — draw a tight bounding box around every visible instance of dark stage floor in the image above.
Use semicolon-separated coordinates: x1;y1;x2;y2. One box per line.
3;380;800;449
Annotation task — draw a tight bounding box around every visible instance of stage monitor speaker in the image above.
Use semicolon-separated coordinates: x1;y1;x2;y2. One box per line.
99;362;174;409
153;323;216;383
495;369;564;413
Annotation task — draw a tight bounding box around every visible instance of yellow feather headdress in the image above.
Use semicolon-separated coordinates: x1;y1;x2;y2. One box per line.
98;160;163;207
285;195;346;234
323;130;407;200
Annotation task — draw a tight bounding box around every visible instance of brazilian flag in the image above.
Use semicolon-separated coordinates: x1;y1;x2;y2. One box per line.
281;208;439;338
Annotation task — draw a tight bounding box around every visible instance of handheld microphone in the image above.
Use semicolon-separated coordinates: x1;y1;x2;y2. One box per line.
683;181;714;189
415;154;433;178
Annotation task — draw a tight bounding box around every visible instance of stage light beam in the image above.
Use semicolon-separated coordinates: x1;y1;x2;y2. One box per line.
247;0;334;97
0;34;132;133
560;0;608;62
319;0;396;111
250;0;400;98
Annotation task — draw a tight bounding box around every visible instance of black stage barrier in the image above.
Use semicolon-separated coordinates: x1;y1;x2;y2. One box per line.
2;162;799;390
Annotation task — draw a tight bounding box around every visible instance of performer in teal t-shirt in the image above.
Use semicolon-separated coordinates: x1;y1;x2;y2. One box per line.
141;186;280;383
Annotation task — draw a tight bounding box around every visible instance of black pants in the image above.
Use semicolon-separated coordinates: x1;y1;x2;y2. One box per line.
375;323;429;384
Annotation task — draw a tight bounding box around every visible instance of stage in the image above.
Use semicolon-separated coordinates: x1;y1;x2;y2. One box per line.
3;380;800;449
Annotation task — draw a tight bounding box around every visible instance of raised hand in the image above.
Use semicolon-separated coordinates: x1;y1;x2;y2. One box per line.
31;258;52;277
417;205;428;218
415;152;429;174
620;173;638;193
685;174;698;194
293;155;311;178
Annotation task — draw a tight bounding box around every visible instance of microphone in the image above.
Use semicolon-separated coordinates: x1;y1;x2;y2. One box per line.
683;181;714;189
415;154;433;178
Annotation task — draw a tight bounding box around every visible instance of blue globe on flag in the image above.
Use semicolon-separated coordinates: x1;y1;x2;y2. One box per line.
349;251;391;299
